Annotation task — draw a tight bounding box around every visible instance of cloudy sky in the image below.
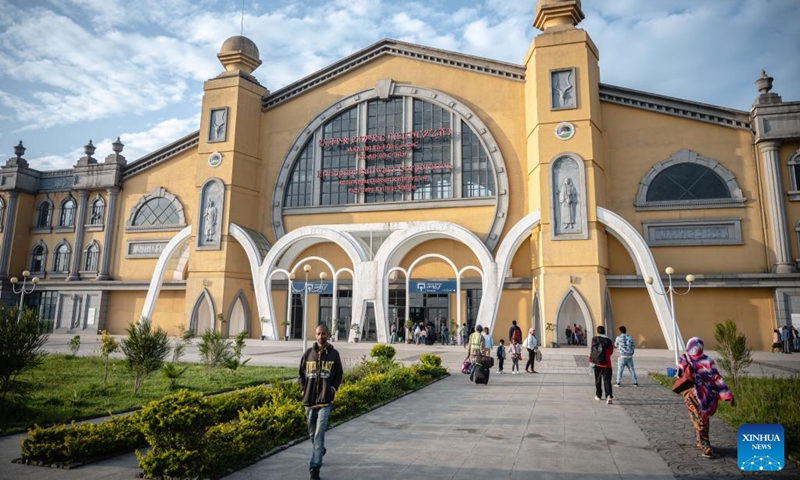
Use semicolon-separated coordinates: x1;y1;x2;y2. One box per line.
1;0;798;170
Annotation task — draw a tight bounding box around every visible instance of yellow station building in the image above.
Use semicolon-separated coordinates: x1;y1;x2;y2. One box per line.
1;0;799;351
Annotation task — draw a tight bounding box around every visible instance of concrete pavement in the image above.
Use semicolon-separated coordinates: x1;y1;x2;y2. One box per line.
1;336;798;480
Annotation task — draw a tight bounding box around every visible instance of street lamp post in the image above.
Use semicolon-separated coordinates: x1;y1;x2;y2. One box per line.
286;272;296;341
302;264;311;353
319;271;328;339
10;270;40;320
645;267;695;368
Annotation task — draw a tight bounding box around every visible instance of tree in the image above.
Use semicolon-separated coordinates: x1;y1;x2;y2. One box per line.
121;317;170;394
714;319;752;388
0;305;49;402
99;330;120;384
197;329;233;375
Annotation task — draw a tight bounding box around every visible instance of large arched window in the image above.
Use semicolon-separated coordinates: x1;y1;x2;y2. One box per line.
283;92;496;208
635;149;745;210
35;199;53;228
83;242;100;272
59;197;76;227
89;196;105;225
29;241;47;273
52;241;71;273
126;187;186;232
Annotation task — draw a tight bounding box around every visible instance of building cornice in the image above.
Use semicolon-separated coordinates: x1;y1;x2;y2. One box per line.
122;131;199;180
262;38;526;111
599;84;751;131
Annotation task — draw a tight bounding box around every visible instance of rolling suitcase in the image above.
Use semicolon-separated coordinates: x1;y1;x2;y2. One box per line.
473;363;490;385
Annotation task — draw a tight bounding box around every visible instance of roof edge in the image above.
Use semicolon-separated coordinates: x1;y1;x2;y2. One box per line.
262;38;526;111
122;131;200;180
599;84;751;130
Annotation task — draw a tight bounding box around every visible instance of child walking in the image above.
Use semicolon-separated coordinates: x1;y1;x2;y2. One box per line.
508;338;522;374
496;339;506;374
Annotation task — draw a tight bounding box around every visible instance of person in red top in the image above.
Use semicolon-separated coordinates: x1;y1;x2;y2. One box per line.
589;325;615;404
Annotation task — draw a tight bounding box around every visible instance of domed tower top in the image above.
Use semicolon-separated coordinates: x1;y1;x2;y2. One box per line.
534;0;585;31
217;35;262;75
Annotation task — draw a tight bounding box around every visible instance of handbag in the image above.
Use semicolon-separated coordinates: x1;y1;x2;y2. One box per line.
671;358;694;394
461;357;473;375
535;350;542;362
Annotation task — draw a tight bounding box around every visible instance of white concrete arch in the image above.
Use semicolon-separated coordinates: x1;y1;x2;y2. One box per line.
258;226;368;340
554;286;594;340
375;221;497;339
140;226;192;321
492;210;541;331
596;207;681;351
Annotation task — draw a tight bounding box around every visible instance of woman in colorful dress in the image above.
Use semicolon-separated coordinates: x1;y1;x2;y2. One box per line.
676;337;735;459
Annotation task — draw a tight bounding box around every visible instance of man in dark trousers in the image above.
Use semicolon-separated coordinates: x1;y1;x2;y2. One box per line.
299;324;343;480
589;325;614;404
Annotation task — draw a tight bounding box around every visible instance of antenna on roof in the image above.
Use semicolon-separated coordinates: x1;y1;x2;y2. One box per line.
240;0;245;35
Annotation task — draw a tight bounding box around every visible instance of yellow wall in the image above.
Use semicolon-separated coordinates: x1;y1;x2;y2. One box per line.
106;289;186;335
609;288;774;350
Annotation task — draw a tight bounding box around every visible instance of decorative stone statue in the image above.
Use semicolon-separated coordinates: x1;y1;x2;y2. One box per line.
209;109;227;142
204;200;218;242
559;177;578;229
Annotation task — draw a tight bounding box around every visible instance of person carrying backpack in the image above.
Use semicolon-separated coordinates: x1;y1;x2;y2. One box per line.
589;325;614;404
509;320;522;345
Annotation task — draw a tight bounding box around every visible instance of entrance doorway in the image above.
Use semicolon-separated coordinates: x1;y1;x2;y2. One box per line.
555;288;592;346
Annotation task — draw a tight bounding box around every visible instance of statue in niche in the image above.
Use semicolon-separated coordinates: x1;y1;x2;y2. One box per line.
559;177;578;230
209;109;227;142
204;199;218;242
552;70;575;109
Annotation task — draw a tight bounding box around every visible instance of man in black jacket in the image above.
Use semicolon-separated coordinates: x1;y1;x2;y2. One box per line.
299;324;343;480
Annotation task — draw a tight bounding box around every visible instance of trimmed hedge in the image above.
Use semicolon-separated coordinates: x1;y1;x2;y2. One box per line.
20;358;447;478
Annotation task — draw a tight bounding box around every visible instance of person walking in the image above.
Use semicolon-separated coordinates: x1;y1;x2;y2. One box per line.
676;337;735;459
524;328;539;373
589;325;614;404
613;326;638;387
508;320;523;345
483;326;494;353
468;324;486;361
461;323;468;348
781;326;792;354
565;325;573;345
508;337;522;374
496;339;507;374
299;324;343;480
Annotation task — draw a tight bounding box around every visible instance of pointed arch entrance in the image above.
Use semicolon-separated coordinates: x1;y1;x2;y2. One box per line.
555;287;592;345
190;288;215;335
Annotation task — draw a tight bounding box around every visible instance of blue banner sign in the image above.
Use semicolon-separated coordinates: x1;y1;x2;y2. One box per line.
410;280;457;294
291;281;333;294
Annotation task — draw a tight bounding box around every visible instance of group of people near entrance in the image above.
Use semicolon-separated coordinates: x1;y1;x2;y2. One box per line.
297;321;736;480
771;325;799;353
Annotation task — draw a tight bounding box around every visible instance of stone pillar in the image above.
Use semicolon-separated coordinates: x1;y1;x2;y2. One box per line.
68;190;90;281
0;191;19;279
759;141;796;273
97;187;119;280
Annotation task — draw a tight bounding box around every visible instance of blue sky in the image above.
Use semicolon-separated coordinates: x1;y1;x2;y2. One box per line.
1;0;798;170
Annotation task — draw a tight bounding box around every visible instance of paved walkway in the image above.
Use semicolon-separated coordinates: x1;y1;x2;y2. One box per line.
1;336;798;480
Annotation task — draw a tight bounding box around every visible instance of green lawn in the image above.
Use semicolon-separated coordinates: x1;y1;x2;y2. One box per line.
651;373;800;465
0;355;296;435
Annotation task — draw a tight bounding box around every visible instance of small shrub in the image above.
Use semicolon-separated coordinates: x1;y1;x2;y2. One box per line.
99;330;119;384
161;363;189;389
714;319;752;388
198;329;233;375
120;317;170;394
370;344;396;363
68;335;81;356
171;325;193;363
0;305;50;402
419;353;442;367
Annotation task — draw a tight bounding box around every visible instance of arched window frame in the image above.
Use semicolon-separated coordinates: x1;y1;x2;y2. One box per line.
125;186;186;232
52;239;71;275
272;80;511;251
82;240;101;273
634;149;746;211
58;195;77;229
33;198;53;231
29;240;48;275
88;195;105;226
787;149;800;201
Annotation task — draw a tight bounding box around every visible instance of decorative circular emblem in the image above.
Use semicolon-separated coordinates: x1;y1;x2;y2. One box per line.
555;122;575;141
208;151;223;168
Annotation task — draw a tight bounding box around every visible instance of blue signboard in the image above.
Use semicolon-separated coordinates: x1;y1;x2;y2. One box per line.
410;280;457;294
290;281;333;294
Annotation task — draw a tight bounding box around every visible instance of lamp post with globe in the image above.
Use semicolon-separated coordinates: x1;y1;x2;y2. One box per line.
10;270;40;320
302;264;311;352
645;267;695;368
